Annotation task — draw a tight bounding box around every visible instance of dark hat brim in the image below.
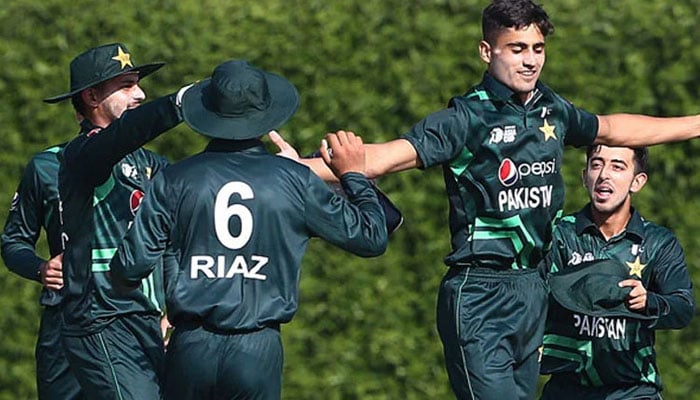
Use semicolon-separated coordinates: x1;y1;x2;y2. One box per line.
181;71;300;140
549;259;655;320
43;62;165;104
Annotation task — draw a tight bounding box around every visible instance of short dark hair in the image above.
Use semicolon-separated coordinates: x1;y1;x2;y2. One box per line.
71;94;87;117
586;145;649;175
482;0;554;44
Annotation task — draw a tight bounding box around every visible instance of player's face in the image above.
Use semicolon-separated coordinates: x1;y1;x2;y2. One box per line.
479;24;546;103
93;72;145;126
583;146;647;216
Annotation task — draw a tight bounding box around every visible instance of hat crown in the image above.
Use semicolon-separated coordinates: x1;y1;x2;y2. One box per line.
180;59;300;140
69;43;134;92
208;61;271;118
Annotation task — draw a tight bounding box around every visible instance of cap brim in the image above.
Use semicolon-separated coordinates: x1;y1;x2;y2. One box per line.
549;261;655;320
181;71;300;140
43;62;165;104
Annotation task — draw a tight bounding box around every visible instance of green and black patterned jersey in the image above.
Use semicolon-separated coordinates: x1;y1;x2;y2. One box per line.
2;143;66;306
541;205;695;390
59;94;181;336
402;73;598;269
109;139;388;332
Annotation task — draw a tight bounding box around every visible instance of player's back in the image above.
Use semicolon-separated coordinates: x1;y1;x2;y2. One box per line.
160;140;336;331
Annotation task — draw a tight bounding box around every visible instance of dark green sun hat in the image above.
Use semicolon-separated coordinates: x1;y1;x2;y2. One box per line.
44;42;164;104
549;259;654;320
181;60;300;140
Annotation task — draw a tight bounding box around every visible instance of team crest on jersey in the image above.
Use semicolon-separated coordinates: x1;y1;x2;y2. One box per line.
130;190;144;215
121;163;139;179
489;125;517;144
9;192;19;211
539;118;557;141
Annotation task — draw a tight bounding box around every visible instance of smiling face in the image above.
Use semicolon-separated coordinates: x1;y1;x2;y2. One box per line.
583;146;647;217
81;72;145;127
479;24;546;103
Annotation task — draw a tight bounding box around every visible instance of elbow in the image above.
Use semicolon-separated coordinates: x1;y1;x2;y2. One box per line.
356;227;389;258
679;300;696;328
364;240;388;258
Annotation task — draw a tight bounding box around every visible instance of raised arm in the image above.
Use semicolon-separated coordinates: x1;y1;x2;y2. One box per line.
595;114;700;147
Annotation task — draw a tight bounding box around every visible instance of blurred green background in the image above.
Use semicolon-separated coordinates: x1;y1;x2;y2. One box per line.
1;0;699;398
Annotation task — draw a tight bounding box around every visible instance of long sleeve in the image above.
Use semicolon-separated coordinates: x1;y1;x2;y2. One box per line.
304;172;388;257
644;236;695;329
1;156;53;282
110;172;172;292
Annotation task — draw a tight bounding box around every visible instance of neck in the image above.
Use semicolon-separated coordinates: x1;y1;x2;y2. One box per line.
591;206;633;240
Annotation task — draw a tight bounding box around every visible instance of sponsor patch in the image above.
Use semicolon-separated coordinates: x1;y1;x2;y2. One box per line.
130;190;144;215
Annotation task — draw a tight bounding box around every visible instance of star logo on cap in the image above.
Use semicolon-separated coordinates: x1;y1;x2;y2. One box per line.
539;118;557;141
112;46;133;69
626;256;646;278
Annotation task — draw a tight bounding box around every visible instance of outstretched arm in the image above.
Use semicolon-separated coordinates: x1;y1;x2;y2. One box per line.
269;130;421;182
595;114;700;147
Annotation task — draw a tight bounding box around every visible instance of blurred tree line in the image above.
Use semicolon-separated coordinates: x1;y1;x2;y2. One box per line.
1;0;699;398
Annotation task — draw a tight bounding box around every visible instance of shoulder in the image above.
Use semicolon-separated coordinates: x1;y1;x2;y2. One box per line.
449;84;494;112
552;213;580;240
639;217;679;244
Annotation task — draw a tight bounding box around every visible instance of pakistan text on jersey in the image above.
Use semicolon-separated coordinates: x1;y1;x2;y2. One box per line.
191;255;269;280
498;185;553;212
573;313;627;340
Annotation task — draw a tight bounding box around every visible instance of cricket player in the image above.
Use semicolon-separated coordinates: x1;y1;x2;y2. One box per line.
108;60;388;400
1;141;84;399
45;42;186;399
540;145;695;399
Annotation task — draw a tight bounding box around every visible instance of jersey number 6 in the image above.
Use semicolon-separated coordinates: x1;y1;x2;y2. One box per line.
214;181;254;250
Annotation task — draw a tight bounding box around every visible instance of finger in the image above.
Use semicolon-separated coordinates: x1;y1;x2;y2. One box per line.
48;262;63;271
339;130;357;146
319;139;332;164
353;135;363;147
45;276;63;285
327;133;342;153
268;130;289;151
618;279;639;288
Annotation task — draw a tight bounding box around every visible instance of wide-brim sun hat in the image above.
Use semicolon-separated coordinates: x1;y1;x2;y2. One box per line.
44;42;164;104
181;60;300;140
548;259;654;320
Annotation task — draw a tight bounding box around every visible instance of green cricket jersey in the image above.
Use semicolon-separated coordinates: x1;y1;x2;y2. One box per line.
541;205;695;390
59;94;181;336
402;73;599;269
2;144;65;306
109;139;388;332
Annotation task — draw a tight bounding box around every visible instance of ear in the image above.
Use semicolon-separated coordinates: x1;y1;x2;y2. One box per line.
479;40;492;64
581;168;588;188
81;87;100;107
629;172;648;194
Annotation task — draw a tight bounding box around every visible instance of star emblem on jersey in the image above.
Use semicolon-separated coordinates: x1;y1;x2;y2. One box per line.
111;46;133;69
626;256;646;278
539;118;557;141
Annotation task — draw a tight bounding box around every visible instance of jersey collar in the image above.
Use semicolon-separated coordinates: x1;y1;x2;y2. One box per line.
205;138;266;153
481;72;547;105
576;204;645;242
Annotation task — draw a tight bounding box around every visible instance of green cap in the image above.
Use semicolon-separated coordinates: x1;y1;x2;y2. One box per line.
181;60;299;140
44;42;164;104
549;259;654;320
